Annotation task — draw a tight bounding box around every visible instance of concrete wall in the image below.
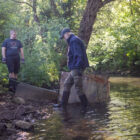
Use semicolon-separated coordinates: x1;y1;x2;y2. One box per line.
59;72;110;104
15;83;58;102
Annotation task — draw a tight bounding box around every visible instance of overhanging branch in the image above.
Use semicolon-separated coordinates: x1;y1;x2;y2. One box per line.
11;0;33;8
102;0;115;6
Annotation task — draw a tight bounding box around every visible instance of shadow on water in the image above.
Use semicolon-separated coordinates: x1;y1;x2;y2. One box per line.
28;77;140;140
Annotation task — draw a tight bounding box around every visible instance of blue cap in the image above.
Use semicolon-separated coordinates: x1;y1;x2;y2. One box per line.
60;28;70;39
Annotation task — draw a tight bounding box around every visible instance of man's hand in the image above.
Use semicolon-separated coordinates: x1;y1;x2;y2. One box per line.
21;58;25;64
2;58;6;64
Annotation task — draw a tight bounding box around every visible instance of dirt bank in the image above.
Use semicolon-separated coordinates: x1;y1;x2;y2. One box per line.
0;93;54;140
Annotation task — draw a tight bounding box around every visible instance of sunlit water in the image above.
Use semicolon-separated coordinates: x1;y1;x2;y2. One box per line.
29;77;140;140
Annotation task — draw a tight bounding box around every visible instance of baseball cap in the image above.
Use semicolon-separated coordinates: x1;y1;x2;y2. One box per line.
60;28;71;39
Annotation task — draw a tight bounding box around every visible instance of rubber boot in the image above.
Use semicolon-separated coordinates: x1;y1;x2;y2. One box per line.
13;78;17;91
61;91;72;121
79;94;88;114
9;78;15;93
53;91;70;111
61;91;70;112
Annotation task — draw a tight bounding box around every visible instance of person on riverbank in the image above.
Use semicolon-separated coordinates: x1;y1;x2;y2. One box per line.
59;28;89;113
1;30;25;93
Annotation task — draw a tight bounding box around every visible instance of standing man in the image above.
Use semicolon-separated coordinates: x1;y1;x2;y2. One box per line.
60;28;89;113
1;30;24;92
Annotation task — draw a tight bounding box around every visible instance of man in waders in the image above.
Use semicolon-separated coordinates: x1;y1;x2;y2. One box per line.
1;30;24;93
59;28;89;114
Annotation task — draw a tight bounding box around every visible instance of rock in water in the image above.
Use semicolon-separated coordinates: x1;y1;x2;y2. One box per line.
14;120;34;131
0;123;7;135
13;97;25;105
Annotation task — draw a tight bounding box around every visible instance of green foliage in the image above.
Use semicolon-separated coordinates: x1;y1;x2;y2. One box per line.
17;18;68;86
0;60;8;93
0;62;8;93
0;0;69;87
0;0;140;89
88;0;140;73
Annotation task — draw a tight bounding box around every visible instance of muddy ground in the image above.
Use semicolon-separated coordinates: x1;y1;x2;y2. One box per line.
0;92;54;140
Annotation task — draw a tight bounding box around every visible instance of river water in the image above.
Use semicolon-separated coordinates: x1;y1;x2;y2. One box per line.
29;77;140;140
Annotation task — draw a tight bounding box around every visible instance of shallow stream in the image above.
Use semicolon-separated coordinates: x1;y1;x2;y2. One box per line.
29;77;140;140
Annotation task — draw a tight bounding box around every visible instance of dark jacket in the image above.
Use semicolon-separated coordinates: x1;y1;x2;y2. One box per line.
67;34;89;70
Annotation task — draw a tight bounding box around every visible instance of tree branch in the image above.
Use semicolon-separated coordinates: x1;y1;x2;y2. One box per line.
11;0;33;8
102;0;115;6
32;0;40;23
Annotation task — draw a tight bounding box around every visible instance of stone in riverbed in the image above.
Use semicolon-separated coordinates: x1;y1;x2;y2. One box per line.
12;97;25;105
0;110;15;120
0;123;7;135
14;120;34;131
95;135;103;140
25;105;34;112
14;105;26;119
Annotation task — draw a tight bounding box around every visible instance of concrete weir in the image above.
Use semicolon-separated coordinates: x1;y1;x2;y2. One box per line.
15;72;109;104
59;72;110;104
15;83;58;102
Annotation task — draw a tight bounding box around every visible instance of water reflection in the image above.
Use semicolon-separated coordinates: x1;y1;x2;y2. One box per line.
29;77;140;140
106;81;140;140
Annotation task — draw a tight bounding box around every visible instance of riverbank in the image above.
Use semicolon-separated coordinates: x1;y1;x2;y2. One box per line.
0;93;54;140
107;70;140;77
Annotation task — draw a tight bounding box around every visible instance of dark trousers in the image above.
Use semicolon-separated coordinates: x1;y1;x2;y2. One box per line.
63;69;84;96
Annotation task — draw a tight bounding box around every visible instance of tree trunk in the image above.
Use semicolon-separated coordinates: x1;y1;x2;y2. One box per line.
50;0;60;16
33;0;40;23
78;0;114;48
